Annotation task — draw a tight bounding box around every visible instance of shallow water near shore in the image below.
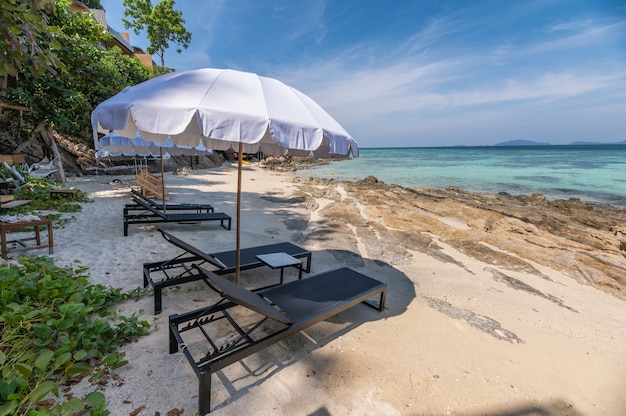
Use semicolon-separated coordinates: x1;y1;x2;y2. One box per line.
296;145;626;206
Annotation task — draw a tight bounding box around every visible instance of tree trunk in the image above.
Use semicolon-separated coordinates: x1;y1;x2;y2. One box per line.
36;123;66;183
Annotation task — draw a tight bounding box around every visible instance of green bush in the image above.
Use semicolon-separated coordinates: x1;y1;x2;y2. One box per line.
0;257;150;415
13;177;91;213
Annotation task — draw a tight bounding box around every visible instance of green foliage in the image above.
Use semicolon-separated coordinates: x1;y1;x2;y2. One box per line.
122;0;191;67
0;256;150;415
13;176;90;213
0;0;62;77
6;1;152;140
0;167;15;182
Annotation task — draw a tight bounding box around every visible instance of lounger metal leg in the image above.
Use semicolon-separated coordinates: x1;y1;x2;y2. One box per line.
154;284;163;314
169;324;179;355
198;371;212;415
378;289;387;311
362;288;387;312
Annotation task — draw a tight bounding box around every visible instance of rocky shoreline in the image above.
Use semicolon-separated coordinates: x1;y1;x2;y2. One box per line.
290;175;626;301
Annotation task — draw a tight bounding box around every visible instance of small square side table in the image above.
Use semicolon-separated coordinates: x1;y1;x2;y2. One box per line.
256;252;303;284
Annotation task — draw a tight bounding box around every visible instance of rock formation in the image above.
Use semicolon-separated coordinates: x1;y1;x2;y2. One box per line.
292;175;626;301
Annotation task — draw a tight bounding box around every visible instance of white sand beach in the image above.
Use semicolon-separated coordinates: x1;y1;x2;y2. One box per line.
18;164;625;415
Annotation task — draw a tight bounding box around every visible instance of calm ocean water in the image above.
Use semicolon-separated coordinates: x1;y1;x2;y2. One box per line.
296;145;626;207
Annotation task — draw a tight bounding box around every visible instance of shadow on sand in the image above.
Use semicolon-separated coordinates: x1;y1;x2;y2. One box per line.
204;250;416;413
306;400;584;416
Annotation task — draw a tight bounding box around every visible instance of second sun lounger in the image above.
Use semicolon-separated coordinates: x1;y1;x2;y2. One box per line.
169;266;387;414
125;189;216;213
124;194;231;236
143;229;313;313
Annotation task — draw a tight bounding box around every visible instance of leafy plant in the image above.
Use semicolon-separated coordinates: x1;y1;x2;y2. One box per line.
6;0;152;140
122;0;191;67
0;167;14;182
13;176;91;213
0;0;62;78
0;257;150;415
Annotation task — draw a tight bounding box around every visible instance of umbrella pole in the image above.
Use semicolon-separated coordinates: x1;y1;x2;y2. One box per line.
160;147;167;212
235;142;243;284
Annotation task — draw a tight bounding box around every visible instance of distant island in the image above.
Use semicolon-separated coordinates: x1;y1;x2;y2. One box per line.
494;140;551;146
494;140;626;146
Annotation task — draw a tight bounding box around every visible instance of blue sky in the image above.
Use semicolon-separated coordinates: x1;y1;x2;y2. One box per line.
98;0;626;148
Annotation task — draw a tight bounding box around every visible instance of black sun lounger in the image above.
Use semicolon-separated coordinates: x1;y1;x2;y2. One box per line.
143;229;313;314
126;189;216;214
169;266;387;414
123;194;231;236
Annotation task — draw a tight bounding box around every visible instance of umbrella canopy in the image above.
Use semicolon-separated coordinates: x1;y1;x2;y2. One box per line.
92;68;358;283
96;132;213;202
97;132;212;157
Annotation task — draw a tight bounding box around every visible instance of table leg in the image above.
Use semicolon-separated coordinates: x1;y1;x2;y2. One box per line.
34;225;41;245
1;225;6;260
47;222;54;254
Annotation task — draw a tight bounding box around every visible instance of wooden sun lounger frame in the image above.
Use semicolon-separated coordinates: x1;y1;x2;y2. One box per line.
123;191;231;236
143;229;312;314
169;266;387;414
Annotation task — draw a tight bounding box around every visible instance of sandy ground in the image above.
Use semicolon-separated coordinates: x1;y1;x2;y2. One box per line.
10;164;625;415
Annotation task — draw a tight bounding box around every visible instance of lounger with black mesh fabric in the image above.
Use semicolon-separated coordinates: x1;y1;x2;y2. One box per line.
123;194;231;236
169;265;387;414
143;229;312;314
126;189;216;214
124;190;217;233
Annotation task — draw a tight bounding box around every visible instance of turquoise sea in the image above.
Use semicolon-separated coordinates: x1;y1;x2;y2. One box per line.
296;145;626;207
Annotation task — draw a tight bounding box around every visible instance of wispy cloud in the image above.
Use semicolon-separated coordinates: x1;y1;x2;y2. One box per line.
531;19;626;54
150;0;626;146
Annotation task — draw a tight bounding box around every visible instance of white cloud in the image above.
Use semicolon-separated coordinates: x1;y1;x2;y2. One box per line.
160;1;626;146
531;19;626;53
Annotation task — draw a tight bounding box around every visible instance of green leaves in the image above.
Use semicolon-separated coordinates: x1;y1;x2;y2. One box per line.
0;257;150;415
29;380;57;404
123;0;192;67
0;0;61;77
34;350;54;372
5;0;152;140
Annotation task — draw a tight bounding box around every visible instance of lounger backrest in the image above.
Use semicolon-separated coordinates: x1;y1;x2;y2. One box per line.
131;189;159;208
132;196;167;219
196;265;294;324
158;229;228;269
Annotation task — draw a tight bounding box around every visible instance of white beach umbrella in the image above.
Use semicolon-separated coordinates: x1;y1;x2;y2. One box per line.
97;132;212;202
92;68;358;283
97;132;212;156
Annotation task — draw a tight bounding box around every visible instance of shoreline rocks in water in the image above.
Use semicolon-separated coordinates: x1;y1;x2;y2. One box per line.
260;155;331;172
292;175;626;300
